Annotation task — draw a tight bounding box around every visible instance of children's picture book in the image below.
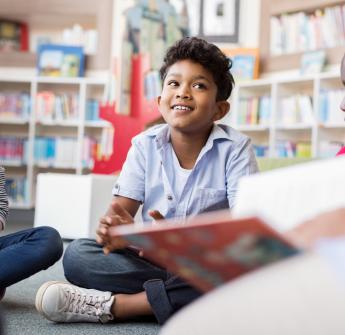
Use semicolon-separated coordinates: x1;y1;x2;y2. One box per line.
37;44;85;77
0;19;28;52
222;48;259;82
111;210;299;292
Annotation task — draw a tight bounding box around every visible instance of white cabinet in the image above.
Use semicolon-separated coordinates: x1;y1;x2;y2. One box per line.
0;76;110;208
228;71;345;159
34;173;116;239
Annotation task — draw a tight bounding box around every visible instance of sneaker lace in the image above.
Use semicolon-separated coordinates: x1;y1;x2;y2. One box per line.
65;290;112;320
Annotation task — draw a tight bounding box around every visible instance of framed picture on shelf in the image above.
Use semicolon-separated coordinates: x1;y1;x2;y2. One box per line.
201;0;239;42
37;44;85;77
223;48;259;82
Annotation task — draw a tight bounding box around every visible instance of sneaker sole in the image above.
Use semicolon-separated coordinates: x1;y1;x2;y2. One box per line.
35;280;65;320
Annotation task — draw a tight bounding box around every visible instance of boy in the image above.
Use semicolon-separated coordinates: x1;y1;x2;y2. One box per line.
159;54;345;335
35;37;258;324
0;167;63;301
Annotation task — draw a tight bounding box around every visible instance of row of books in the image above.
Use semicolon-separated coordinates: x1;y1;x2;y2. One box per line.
82;128;114;169
319;89;345;124
0;137;27;165
276;141;312;158
36;91;79;122
237;96;271;126
0;92;30;119
85;99;100;121
270;5;345;55
34;136;107;169
5;176;28;205
278;95;314;126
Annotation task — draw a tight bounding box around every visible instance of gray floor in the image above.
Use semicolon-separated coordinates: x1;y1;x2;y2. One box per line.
1;210;160;335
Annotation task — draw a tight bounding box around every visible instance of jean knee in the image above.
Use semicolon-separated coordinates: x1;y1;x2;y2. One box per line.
63;239;93;283
34;226;63;265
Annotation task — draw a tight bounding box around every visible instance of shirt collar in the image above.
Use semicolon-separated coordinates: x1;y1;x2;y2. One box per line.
145;123;234;150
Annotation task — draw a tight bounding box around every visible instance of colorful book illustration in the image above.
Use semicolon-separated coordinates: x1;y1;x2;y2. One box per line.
37;44;85;77
111;211;299;292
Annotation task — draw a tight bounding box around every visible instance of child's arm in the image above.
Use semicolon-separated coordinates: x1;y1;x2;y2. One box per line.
0;167;9;231
284;208;345;249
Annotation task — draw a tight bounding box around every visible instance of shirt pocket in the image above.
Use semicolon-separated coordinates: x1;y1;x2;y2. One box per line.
194;188;228;213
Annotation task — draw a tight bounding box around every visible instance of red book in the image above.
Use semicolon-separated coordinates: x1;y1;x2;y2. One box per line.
110;210;299;292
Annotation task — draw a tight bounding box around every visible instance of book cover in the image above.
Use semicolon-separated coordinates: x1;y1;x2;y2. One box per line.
111;210;299;292
0;19;28;52
37;44;85;77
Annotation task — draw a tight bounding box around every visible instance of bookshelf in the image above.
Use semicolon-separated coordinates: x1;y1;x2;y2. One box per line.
227;71;345;159
0;75;110;209
260;0;345;73
0;0;113;70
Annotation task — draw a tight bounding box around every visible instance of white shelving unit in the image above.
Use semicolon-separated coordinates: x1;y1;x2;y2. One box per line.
0;75;110;208
227;71;345;159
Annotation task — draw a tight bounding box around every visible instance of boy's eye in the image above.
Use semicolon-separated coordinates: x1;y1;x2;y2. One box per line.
167;80;179;87
193;83;206;89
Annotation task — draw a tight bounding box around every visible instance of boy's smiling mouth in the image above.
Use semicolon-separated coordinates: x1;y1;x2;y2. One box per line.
171;104;194;111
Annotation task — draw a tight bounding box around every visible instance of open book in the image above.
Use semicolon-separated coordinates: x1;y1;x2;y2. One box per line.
111;211;299;292
111;156;345;292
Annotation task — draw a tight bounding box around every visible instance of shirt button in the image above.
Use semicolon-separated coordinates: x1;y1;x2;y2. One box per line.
167;195;173;201
114;184;119;189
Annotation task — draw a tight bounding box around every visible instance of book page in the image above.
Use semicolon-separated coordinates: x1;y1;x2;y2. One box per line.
233;157;345;232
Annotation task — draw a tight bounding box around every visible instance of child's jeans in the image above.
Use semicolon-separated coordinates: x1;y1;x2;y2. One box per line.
0;227;63;288
63;238;202;324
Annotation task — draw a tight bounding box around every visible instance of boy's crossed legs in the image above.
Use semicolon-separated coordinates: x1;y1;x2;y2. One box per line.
36;238;201;324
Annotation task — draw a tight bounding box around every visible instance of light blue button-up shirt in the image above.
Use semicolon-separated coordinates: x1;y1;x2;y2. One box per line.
112;124;258;223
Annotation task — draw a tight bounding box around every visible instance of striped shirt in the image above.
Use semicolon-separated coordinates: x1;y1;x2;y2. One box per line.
0;167;9;230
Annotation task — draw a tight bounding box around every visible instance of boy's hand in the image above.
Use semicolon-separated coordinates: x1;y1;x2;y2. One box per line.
96;201;134;254
148;209;165;222
135;209;165;257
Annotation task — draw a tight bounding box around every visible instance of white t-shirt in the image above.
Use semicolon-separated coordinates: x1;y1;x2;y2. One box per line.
171;148;192;202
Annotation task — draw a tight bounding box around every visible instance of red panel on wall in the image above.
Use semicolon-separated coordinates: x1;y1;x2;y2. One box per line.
93;54;161;174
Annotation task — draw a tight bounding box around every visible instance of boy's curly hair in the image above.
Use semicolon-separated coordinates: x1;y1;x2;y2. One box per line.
159;37;235;101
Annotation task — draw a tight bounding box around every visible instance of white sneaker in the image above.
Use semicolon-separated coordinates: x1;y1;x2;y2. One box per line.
35;281;115;323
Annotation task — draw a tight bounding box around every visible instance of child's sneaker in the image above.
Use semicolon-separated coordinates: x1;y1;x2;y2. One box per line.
35;281;114;323
0;288;5;301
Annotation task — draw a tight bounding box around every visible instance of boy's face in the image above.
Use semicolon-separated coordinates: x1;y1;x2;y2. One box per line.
341;55;345;113
157;59;229;134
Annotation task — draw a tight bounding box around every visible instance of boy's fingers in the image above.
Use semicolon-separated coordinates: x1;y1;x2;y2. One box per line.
148;210;165;221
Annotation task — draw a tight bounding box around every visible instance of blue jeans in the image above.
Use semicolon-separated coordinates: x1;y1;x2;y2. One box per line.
63;239;202;324
0;227;63;288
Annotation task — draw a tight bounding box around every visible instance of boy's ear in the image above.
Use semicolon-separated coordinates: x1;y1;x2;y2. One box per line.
213;100;230;121
156;95;162;106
